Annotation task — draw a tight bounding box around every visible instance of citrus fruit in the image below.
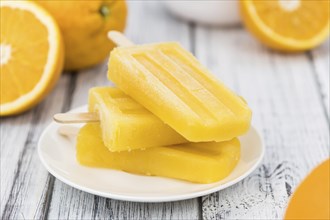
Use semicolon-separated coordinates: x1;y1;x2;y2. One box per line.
240;0;330;51
285;159;329;219
0;1;64;116
37;1;127;71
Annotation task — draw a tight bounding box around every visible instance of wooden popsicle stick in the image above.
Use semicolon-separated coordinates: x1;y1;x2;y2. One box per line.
53;112;99;123
107;31;135;47
53;32;133;124
58;126;79;137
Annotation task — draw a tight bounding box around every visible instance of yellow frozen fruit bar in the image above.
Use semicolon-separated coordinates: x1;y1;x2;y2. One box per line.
88;87;186;152
77;123;241;184
108;42;252;142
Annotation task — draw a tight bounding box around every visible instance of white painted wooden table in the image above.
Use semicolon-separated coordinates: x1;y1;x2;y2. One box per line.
1;2;329;219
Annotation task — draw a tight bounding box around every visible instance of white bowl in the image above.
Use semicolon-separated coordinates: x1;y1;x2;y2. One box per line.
164;1;241;26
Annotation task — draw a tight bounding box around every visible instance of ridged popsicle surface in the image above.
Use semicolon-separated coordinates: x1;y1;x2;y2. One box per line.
88;87;186;152
108;43;252;142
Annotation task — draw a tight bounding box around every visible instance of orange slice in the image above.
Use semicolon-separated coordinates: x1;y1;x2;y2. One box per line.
285;159;330;219
240;0;330;51
0;1;64;116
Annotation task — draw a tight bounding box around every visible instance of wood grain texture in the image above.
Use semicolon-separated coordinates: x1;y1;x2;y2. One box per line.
309;40;330;118
1;110;33;217
1;74;75;219
194;27;330;220
48;183;199;220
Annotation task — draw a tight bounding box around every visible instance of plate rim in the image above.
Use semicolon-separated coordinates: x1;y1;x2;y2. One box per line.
38;105;265;203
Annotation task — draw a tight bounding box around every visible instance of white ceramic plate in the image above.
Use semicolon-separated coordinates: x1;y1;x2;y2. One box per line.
38;105;264;202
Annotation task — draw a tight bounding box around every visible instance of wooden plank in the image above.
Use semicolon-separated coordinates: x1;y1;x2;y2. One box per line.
48;183;199;220
309;40;329;117
47;1;199;219
1;109;33;217
124;1;190;49
194;28;330;219
0;74;75;219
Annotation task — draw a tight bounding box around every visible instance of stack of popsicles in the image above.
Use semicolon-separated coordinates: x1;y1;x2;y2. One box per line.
62;33;252;184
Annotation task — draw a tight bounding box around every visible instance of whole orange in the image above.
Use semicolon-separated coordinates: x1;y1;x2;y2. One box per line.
37;0;127;70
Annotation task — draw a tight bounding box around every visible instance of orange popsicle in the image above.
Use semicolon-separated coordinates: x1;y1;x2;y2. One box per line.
88;87;186;152
77;123;241;183
108;42;252;142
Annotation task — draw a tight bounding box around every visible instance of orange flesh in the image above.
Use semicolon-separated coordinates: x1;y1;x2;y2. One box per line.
252;0;330;40
1;7;49;104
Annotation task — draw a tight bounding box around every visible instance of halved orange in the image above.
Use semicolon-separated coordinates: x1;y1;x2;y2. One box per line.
285;159;329;219
0;1;64;116
240;0;330;51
